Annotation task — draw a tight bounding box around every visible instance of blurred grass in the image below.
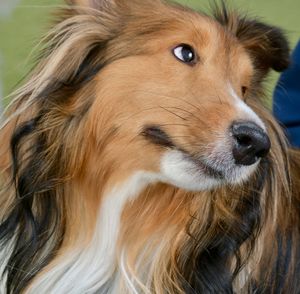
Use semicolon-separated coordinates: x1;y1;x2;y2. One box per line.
0;0;299;98
0;0;62;98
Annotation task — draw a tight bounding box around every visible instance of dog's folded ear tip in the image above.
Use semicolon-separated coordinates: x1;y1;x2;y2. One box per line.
241;20;290;73
272;59;290;72
268;27;291;72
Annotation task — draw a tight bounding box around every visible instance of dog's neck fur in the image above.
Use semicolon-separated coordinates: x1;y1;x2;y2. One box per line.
25;172;265;293
25;172;159;293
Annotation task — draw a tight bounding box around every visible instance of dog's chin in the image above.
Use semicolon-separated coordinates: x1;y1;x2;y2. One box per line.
159;150;259;192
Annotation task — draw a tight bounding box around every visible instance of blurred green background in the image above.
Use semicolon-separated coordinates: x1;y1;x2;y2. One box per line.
0;0;299;102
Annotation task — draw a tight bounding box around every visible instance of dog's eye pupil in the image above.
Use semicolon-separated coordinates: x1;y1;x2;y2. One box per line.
173;44;196;64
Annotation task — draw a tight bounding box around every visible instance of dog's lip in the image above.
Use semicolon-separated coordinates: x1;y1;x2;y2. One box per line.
184;152;225;179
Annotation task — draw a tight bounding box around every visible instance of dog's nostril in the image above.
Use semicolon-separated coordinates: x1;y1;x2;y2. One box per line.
231;122;271;166
235;134;253;147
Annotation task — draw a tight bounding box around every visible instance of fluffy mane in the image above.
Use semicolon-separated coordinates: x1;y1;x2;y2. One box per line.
0;1;300;293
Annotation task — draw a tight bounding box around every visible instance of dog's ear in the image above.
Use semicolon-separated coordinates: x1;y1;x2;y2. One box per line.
213;5;290;74
235;19;290;73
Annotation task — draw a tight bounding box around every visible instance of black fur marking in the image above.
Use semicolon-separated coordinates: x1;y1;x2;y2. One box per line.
37;44;107;105
0;118;64;294
273;233;292;294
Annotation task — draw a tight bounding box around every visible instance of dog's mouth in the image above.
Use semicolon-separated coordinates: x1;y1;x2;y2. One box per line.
142;125;265;190
160;148;260;191
142;124;236;178
185;153;225;180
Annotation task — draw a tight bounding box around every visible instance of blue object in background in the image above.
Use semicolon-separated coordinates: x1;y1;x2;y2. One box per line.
273;41;300;148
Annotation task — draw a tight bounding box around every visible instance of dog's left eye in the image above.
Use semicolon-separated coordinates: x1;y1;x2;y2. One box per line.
173;44;196;64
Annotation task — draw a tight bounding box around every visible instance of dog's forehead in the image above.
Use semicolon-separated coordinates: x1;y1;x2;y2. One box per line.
143;10;252;67
139;7;233;50
174;13;240;51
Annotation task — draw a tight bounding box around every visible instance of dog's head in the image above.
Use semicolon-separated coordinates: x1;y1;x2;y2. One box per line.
57;0;290;191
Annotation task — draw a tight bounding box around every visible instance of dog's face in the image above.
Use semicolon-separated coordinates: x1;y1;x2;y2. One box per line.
81;0;289;191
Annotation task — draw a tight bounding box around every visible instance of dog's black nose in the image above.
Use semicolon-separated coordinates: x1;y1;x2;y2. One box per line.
231;122;271;166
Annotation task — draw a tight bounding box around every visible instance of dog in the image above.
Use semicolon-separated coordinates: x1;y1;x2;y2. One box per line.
0;0;299;293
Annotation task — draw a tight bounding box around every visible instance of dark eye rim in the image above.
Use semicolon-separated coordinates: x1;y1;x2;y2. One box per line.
172;43;198;66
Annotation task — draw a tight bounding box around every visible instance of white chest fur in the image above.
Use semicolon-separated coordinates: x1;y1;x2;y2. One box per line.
26;172;157;294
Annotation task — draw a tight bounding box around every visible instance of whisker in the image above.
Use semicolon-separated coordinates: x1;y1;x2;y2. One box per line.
163;106;210;127
158;105;187;121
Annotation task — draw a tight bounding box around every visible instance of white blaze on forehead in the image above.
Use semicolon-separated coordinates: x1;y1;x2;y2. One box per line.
229;85;266;131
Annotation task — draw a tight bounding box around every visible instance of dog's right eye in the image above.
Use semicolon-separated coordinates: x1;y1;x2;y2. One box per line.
172;44;197;65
